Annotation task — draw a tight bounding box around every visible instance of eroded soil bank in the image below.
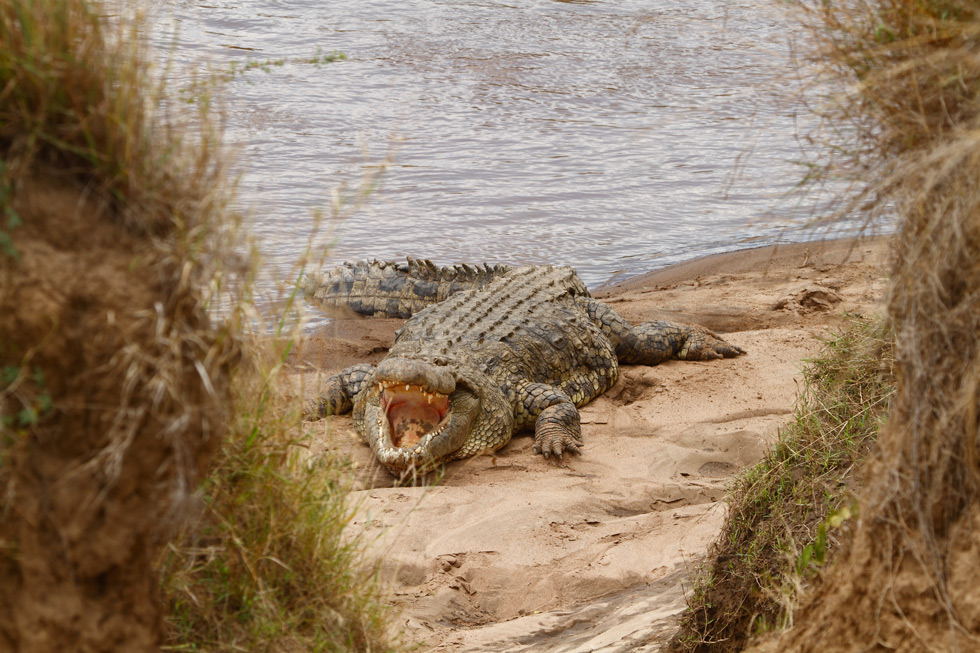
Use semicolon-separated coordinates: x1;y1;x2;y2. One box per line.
294;237;890;651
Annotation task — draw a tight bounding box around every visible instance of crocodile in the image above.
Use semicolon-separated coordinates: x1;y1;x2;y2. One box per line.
306;258;745;477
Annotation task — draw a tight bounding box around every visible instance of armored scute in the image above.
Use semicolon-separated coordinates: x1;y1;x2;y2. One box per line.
306;258;744;476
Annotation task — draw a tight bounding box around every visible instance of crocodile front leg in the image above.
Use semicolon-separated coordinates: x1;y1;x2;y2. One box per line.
308;363;376;418
580;298;745;364
515;382;583;459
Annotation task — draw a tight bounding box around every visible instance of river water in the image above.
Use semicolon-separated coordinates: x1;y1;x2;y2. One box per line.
150;0;847;298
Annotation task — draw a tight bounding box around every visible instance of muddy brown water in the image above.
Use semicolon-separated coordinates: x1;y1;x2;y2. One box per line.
150;0;851;325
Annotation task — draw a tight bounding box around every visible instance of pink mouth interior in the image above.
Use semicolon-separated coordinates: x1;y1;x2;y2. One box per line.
381;384;450;448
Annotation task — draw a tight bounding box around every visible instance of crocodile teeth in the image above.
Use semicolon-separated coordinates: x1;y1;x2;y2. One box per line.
378;382;451;449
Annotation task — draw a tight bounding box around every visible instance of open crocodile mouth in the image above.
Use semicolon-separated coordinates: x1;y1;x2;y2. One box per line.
378;381;451;448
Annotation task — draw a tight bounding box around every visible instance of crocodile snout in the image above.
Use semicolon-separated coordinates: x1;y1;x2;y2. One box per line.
375;357;456;395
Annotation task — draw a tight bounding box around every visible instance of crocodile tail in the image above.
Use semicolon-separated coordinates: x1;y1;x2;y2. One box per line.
305;257;512;318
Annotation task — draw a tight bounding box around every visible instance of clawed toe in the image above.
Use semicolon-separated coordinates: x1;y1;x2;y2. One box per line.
678;327;747;361
532;439;583;460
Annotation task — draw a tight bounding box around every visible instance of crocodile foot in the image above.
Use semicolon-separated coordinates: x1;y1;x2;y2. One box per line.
532;403;583;459
307;363;376;419
676;325;746;361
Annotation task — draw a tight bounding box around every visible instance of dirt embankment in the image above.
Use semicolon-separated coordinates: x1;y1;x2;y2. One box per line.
294;237;890;651
0;174;235;651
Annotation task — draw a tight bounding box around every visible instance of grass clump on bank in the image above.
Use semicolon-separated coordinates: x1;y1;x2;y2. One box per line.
0;0;396;650
757;2;980;648
672;317;894;652
700;1;980;650
160;338;396;652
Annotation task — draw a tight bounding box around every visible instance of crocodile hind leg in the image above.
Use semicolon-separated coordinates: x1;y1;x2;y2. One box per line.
515;383;583;459
580;298;745;365
307;363;376;418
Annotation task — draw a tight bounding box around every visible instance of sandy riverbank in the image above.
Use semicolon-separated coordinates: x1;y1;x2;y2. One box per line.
292;236;891;651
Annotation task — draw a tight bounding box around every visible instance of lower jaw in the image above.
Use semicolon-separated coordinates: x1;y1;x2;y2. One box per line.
377;450;435;475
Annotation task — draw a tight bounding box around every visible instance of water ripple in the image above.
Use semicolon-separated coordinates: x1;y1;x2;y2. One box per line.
150;0;852;310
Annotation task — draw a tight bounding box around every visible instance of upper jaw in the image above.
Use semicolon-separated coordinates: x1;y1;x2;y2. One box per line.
375;356;456;395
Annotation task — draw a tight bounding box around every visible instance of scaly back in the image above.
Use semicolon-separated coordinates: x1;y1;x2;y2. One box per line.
306;257;514;318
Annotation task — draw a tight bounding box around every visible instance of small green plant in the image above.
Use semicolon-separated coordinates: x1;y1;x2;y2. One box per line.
179;47;348;104
309;47;347;65
0;361;54;460
794;502;856;577
0;162;21;259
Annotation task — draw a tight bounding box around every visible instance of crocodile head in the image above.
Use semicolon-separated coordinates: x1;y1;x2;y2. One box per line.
353;356;513;476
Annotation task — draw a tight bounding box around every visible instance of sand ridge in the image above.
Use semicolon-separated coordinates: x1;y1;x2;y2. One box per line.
294;237;890;651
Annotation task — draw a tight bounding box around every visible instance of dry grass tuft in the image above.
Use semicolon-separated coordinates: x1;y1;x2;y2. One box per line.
0;0;234;239
675;6;980;645
794;1;980;227
0;0;245;648
0;1;396;650
741;1;980;650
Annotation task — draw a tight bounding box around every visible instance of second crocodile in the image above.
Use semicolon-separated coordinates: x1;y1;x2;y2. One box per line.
306;259;745;477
